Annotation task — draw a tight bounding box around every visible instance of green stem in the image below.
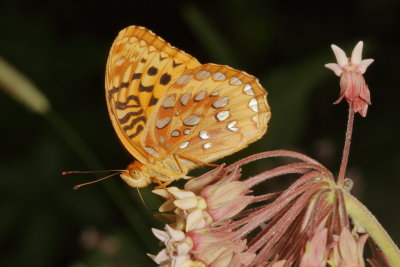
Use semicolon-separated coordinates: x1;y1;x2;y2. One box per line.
343;190;400;266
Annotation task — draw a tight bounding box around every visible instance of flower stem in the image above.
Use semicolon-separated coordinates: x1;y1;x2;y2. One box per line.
337;103;354;186
343;190;400;266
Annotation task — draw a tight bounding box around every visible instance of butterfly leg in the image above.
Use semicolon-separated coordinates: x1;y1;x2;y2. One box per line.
152;177;172;190
173;153;185;173
175;153;220;168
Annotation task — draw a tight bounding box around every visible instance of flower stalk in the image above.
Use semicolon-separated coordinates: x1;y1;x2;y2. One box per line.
337;103;355;187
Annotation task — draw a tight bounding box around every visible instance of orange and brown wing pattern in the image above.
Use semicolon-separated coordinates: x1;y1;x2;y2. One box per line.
143;63;271;170
105;26;201;163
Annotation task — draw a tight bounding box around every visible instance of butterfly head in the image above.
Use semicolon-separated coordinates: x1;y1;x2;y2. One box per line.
120;161;151;188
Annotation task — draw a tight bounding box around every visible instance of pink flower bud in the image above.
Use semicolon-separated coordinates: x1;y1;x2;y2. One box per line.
325;41;374;117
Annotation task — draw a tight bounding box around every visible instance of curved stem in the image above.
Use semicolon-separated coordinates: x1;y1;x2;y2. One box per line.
343;191;400;266
337;103;354;186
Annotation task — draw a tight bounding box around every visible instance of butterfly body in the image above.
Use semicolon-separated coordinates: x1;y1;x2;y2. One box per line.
106;26;271;188
120;157;186;188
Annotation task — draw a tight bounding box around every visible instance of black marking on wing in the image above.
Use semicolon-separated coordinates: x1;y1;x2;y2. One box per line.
119;109;144;124
108;81;129;95
115;95;141;110
132;73;142;80
147;66;158;76
172;60;182;68
159;55;168;61
160;73;171;85
122;116;146;131
128;125;144;139
140;58;147;63
138;83;154;92
148;95;159;106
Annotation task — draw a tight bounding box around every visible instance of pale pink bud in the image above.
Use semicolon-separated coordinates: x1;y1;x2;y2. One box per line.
325;41;374;117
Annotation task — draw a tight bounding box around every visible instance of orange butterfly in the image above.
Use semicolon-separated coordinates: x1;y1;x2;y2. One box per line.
105;26;271;188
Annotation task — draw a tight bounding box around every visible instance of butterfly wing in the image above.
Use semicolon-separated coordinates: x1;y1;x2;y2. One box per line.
105;26;201;163
142;63;271;170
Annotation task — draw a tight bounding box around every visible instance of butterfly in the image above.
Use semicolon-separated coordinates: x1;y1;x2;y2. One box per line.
105;26;271;188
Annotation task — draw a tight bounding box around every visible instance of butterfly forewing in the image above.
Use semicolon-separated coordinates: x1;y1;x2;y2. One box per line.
105;26;201;162
143;63;271;170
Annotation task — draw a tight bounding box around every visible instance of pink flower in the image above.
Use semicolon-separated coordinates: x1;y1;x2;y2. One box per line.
328;227;368;267
153;166;252;232
150;167;255;267
185;167;253;222
325;41;374;117
188;230;255;267
299;228;328;267
149;225;193;267
150;224;255;267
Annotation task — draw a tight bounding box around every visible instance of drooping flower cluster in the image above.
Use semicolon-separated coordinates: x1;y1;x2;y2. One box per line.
149;151;373;267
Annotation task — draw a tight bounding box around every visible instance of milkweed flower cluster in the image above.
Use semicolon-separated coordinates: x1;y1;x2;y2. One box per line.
149;150;372;267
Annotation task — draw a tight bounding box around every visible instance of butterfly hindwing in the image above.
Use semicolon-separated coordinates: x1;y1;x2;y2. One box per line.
142;63;271;170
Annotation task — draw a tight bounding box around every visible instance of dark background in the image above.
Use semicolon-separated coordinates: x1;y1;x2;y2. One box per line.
1;0;399;266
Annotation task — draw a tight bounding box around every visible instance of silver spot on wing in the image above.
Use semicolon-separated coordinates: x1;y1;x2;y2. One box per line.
249;98;258;112
216;110;230;121
212;96;229;109
180;93;191;106
156;117;171;129
183;115;202;126
199;130;210;140
195;70;211;80
227;121;239;132
179;141;189;149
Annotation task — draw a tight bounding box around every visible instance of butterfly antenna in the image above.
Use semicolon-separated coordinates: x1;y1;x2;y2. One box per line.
62;170;124;175
73;172;121;190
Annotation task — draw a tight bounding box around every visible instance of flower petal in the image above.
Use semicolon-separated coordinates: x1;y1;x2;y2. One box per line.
339;227;358;263
325;63;343;76
152;188;170;198
169;187;196;199
186;209;205;232
185;166;224;193
358;59;374;74
331;44;348;67
166;224;186;241
148;248;170;264
205;181;248;209
351;41;364;65
152;228;169;242
209;196;252;221
174;197;199;210
159;198;176;212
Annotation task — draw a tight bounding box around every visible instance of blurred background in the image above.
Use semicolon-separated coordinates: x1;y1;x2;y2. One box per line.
1;0;399;266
